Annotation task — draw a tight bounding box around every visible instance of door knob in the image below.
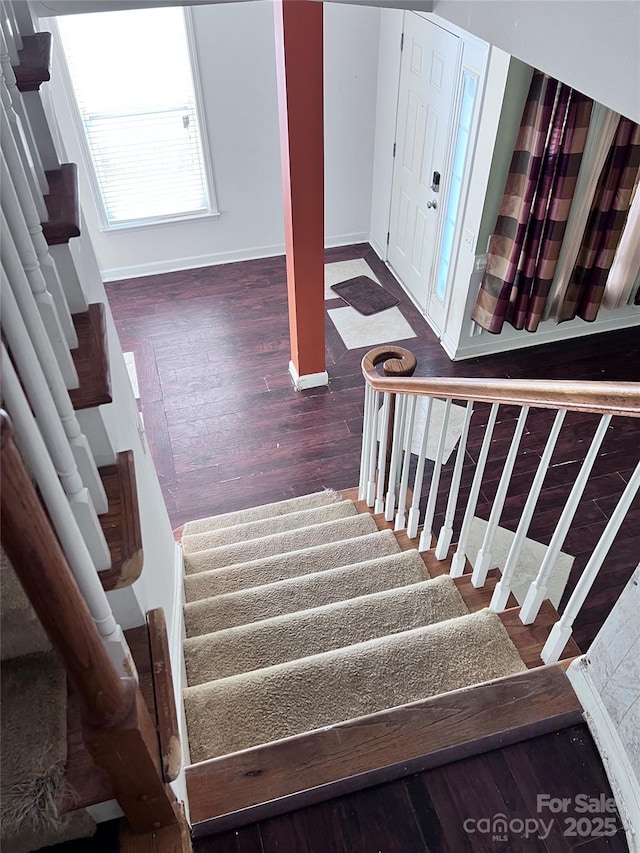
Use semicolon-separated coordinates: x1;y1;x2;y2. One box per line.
427;200;437;210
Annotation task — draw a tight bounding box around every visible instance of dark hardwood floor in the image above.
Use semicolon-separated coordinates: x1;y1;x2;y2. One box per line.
106;243;640;651
194;725;628;852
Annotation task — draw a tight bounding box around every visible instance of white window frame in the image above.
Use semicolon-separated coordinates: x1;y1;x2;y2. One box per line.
48;6;219;233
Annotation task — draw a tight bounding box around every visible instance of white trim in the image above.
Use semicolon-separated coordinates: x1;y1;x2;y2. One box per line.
449;308;640;361
369;233;387;262
169;540;190;817
289;361;329;391
567;657;640;852
101;232;371;282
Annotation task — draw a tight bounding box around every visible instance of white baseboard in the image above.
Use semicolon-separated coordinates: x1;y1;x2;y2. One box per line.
289;360;329;390
451;308;640;361
369;233;387;261
101;233;372;282
567;657;640;852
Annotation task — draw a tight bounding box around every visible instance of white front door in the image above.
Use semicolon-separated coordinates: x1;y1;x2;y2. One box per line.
388;14;459;327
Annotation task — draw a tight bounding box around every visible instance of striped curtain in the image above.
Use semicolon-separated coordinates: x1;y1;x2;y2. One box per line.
557;118;640;322
472;71;593;334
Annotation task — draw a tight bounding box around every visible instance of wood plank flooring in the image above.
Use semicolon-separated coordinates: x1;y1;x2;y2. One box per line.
106;243;640;651
194;724;628;852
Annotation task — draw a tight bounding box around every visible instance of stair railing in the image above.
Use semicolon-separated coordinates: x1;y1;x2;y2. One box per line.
1;110;78;343
0;409;179;833
360;346;640;662
0;20;49;197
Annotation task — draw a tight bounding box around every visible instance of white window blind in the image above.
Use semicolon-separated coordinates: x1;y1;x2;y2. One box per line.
56;7;214;229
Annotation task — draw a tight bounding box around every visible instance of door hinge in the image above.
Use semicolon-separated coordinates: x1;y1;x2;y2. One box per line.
386;231;390;246
400;33;404;51
392;143;396;158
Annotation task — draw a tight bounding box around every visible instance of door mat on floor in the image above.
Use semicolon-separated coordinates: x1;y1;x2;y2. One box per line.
331;276;400;316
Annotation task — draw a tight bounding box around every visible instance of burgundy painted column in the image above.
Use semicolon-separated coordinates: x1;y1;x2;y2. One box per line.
273;0;327;389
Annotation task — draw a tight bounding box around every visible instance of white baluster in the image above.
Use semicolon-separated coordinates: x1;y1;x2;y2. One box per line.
519;414;612;624
418;398;452;551
358;382;374;500
0;3;18;63
0;63;47;218
1;36;48;195
10;1;36;37
471;406;530;587
542;460;640;664
407;397;434;539
395;394;417;531
1;107;80;336
2;1;22;50
366;390;379;507
375;393;392;514
2;240;108;513
1;267;110;569
2;350;132;676
385;393;407;521
450;402;500;577
435;400;474;559
491;410;566;611
1;154;78;387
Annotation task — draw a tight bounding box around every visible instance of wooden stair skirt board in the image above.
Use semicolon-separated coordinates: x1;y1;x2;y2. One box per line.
98;450;143;591
14;32;52;92
69;303;112;410
65;619;173;812
42;163;81;245
186;664;583;835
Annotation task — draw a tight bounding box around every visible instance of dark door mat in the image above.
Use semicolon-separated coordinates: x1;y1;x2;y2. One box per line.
331;276;400;316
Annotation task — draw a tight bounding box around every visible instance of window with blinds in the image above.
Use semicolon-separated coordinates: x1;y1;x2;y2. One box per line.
56;7;215;229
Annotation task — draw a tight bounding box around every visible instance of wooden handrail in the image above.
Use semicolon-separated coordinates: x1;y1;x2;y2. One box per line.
361;348;640;418
0;410;130;727
0;411;178;831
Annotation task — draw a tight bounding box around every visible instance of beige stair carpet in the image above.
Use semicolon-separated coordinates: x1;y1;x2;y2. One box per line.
1;652;95;852
184;529;400;604
184;609;526;762
184;547;428;635
183;489;340;536
184;513;379;575
185;576;468;684
182;500;357;554
1;549;49;660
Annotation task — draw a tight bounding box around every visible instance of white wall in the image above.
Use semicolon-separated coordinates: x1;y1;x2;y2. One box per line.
47;1;380;281
432;0;640;123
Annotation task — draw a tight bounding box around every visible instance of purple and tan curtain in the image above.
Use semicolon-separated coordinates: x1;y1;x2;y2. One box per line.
557;118;640;321
472;71;593;334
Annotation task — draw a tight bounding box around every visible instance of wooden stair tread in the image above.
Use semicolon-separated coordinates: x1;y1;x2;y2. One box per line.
69;302;112;410
186;663;583;832
500;600;582;668
14;32;52;92
42;163;81;245
98;450;144;591
64;626;154;810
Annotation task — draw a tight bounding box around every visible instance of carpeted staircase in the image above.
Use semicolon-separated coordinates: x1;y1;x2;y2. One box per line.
0;551;96;853
181;490;528;766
